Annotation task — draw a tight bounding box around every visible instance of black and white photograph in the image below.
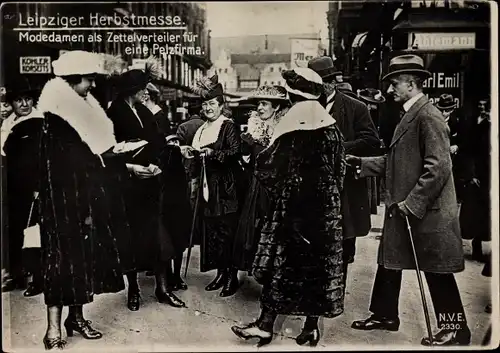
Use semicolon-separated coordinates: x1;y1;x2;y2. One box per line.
0;0;497;351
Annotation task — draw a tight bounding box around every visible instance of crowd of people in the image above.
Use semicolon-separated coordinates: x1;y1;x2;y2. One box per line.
0;49;492;350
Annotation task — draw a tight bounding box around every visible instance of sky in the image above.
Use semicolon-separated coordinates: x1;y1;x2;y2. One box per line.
206;1;329;41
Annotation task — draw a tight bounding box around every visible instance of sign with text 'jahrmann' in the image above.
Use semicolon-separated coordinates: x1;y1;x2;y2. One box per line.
19;56;51;74
408;32;476;50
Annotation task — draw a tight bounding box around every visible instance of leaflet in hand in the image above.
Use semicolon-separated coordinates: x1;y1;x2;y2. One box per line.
113;140;148;154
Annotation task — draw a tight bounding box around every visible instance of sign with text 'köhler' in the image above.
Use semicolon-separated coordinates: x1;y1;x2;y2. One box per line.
19;56;51;74
408;32;476;50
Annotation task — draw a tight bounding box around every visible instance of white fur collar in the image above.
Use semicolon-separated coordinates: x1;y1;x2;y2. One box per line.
192;115;230;150
267;100;336;147
37;77;116;154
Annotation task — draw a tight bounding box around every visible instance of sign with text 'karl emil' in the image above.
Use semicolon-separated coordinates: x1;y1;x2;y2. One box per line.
19;56;51;74
408;33;476;50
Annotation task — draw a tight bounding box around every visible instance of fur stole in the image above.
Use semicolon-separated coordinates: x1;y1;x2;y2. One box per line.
247;108;288;147
37;77;116;155
267;100;336;147
192;114;230;150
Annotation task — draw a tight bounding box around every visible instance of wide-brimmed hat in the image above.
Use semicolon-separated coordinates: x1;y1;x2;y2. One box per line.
247;85;288;103
357;88;386;104
307;56;342;83
52;50;107;76
282;68;323;100
382;54;431;81
435;93;456;110
190;74;224;101
118;69;150;94
5;76;38;102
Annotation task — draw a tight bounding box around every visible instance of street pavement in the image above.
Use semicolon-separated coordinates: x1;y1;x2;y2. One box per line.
2;206;496;352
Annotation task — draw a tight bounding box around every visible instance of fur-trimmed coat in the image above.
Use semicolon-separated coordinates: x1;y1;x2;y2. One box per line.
37;77;126;306
252;100;346;317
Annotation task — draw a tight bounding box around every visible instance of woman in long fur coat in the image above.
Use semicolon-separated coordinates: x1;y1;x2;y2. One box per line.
232;69;345;347
36;51;132;350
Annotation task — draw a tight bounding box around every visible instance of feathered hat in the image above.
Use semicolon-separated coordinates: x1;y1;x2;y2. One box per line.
190;73;224;101
118;55;163;94
246;85;288;103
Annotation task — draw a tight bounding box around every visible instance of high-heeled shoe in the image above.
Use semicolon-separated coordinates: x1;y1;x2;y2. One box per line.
205;270;226;291
155;289;186;308
296;328;320;346
43;334;66;350
231;322;273;347
64;318;103;340
24;282;43;297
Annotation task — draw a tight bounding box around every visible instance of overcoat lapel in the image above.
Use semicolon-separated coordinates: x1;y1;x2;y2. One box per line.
389;96;429;148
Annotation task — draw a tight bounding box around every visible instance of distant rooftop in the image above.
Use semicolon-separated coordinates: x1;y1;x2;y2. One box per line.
210;33;320;61
231;53;291;65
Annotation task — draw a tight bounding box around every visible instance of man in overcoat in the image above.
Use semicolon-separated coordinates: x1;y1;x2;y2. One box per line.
308;56;380;290
348;54;470;346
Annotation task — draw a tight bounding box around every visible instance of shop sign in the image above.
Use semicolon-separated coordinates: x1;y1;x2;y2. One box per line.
420;53;463;107
161;87;176;100
290;38;323;68
19;56;51;74
408;32;476;50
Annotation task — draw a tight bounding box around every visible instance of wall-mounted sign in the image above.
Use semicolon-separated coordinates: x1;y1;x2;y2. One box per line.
19;56;51;74
290;38;322;68
408;32;476;50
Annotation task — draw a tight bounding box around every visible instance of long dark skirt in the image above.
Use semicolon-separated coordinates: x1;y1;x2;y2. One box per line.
233;175;270;271
120;177;178;272
459;183;490;241
200;213;238;272
253;226;344;317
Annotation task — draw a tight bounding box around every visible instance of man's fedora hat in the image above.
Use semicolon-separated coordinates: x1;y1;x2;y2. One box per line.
357;88;386;104
382;54;431;81
435;93;457;110
307;56;342;83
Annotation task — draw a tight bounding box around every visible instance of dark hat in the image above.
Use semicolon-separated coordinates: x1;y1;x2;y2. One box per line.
382;54;431;81
358;88;386;104
246;85;288;103
190;74;224;101
435;93;456;110
118;69;149;94
307;56;342;83
282;68;323;99
5;76;38;102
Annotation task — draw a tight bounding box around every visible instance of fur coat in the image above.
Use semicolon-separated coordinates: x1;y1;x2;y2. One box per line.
37;77;127;306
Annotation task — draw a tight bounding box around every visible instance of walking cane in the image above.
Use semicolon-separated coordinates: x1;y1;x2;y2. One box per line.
389;203;434;345
184;152;207;278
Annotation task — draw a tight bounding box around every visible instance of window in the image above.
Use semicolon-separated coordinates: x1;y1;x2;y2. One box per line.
240;81;259;89
219;68;222;73
270;67;274;73
264;81;267;85
271;81;274;85
224;68;228;73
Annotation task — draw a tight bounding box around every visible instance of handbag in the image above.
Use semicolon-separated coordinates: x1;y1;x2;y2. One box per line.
22;193;41;249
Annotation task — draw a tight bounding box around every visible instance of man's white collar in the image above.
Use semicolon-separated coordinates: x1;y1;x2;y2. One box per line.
403;92;424;112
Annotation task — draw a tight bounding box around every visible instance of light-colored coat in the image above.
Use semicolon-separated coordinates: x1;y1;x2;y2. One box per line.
360;95;464;273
